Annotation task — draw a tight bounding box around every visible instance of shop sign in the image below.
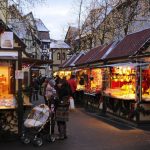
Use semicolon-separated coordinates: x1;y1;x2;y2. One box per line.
0;32;13;49
15;70;24;79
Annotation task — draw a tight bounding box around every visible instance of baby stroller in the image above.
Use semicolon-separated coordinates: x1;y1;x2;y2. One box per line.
21;104;55;146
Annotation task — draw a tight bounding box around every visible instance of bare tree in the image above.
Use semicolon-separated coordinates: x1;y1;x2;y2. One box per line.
108;0;150;43
76;0;117;48
0;0;46;23
74;0;150;51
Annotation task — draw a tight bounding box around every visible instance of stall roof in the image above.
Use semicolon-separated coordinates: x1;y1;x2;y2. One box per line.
105;28;150;59
75;45;104;66
91;42;114;63
103;62;150;68
60;54;77;68
60;51;85;68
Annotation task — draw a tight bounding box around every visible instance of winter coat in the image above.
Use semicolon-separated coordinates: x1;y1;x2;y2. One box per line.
67;78;77;94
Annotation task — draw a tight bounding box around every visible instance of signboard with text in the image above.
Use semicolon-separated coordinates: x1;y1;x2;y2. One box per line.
15;70;24;79
0;32;14;49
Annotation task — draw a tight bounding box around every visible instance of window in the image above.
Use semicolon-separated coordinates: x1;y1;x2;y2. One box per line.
49;52;52;60
62;53;66;60
43;44;47;49
57;52;60;60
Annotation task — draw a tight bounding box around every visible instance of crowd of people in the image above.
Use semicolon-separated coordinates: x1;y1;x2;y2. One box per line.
30;74;77;140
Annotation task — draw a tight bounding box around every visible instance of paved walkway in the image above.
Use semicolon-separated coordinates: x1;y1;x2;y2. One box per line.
1;106;150;150
1;94;150;149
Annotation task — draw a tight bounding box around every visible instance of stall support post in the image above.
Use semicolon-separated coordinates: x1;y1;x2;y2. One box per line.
17;50;23;137
135;66;142;123
101;68;107;114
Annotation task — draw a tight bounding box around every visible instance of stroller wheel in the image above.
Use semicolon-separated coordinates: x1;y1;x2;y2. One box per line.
33;137;43;147
21;136;30;144
47;135;55;142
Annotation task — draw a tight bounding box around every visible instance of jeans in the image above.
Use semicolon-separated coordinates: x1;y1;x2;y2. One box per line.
57;121;67;137
32;90;39;101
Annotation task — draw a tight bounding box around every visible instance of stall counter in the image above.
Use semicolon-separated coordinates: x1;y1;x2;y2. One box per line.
104;88;135;100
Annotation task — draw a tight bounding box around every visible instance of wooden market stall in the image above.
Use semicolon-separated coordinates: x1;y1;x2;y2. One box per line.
74;44;113;111
0;20;27;140
101;28;150;125
59;51;86;106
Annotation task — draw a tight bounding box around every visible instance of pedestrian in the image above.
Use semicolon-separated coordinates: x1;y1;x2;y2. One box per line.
67;74;77;101
45;77;56;136
42;77;49;104
55;78;72;140
44;77;56;105
37;74;44;95
54;75;61;95
32;77;39;101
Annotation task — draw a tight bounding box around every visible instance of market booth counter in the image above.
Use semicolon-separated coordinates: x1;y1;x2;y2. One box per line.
102;65;137;121
102;64;150;124
0;94;32;141
137;63;150;123
0;21;28;141
75;68;89;107
82;68;102;112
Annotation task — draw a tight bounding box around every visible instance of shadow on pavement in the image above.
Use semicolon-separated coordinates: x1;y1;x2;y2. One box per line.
81;109;136;130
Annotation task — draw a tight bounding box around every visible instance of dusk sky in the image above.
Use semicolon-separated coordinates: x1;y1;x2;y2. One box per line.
31;0;78;40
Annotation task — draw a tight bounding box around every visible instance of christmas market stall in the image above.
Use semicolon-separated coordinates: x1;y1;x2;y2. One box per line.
0;20;26;140
101;28;150;125
74;45;112;111
58;52;85;80
59;51;86;106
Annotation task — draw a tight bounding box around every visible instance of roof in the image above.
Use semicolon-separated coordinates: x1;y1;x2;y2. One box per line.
35;18;49;32
60;51;85;68
8;19;27;39
50;40;70;49
105;28;150;59
93;42;114;62
1;19;26;49
75;45;105;65
60;54;77;68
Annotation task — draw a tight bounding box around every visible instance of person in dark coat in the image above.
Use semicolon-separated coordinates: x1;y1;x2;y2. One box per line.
54;75;61;95
32;77;39;101
55;78;72;140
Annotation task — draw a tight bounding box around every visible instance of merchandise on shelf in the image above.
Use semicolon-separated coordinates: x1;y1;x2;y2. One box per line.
141;65;150;101
90;68;102;93
58;70;71;80
104;66;136;100
0;65;16;108
76;69;89;91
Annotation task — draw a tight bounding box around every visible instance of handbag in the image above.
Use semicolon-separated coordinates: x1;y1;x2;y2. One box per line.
69;97;75;110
